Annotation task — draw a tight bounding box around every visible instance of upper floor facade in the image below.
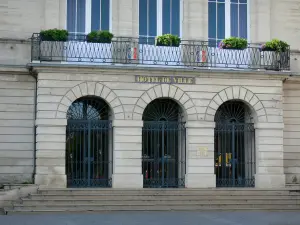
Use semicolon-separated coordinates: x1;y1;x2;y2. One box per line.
1;0;300;72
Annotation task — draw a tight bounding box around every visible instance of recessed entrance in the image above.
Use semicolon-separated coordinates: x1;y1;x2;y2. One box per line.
214;101;256;187
66;96;113;188
142;98;186;188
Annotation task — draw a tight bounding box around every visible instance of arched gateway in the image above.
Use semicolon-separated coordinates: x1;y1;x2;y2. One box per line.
66;96;113;187
142;98;186;188
214;101;256;187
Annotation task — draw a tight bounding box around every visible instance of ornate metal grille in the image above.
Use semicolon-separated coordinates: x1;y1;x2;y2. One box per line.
214;101;256;187
142;99;186;188
66;97;112;187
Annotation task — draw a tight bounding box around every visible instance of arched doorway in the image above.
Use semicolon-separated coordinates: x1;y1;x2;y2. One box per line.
66;96;113;187
214;101;256;187
142;98;186;188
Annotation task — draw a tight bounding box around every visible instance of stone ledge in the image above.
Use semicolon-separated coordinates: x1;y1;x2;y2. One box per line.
186;121;215;128
255;123;284;129
113;120;143;127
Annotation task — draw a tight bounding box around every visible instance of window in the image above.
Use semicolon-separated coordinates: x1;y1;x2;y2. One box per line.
139;0;181;44
208;0;248;46
67;0;110;35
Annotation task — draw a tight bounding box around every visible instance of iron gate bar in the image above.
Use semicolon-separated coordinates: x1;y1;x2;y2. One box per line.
142;121;186;188
66;120;112;187
214;101;256;188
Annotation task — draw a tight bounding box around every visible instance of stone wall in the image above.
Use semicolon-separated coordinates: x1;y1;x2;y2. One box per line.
0;69;35;184
283;79;300;184
33;66;286;188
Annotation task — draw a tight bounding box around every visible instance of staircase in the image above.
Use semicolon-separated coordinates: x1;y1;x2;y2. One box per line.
4;188;300;214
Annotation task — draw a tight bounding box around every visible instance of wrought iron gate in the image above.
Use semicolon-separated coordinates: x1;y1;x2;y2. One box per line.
66;120;112;187
142;121;186;188
66;97;112;188
214;101;256;187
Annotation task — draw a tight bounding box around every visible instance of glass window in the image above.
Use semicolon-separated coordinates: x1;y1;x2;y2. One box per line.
162;0;180;36
208;0;248;46
67;0;110;34
139;0;181;43
208;0;225;46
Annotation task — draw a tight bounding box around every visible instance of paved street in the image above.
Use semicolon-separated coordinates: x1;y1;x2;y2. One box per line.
0;211;299;225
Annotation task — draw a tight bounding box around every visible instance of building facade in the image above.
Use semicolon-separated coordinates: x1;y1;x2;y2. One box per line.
0;0;300;189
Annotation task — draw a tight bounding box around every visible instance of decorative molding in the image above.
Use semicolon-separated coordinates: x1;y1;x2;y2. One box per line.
204;86;268;122
132;84;199;121
55;81;125;120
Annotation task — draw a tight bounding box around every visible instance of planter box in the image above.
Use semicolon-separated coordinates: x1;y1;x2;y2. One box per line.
39;41;65;62
65;41;113;64
209;47;252;69
261;51;289;71
140;44;182;67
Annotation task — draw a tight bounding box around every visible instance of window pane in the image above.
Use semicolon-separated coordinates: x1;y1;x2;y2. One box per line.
208;2;216;39
162;0;171;34
101;0;110;30
171;0;180;36
230;3;238;37
149;0;157;36
91;0;100;31
139;0;147;36
217;2;225;40
239;4;247;38
239;0;247;3
77;0;86;33
67;0;76;33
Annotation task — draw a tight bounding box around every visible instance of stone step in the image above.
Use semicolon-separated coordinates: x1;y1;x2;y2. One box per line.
19;199;300;206
6;208;300;215
37;190;298;196
28;194;300;200
10;204;300;211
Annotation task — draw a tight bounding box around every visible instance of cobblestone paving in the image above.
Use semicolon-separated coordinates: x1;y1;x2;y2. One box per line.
0;211;299;225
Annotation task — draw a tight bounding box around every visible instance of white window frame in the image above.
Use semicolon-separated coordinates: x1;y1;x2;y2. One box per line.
66;0;112;34
138;0;183;39
209;0;250;41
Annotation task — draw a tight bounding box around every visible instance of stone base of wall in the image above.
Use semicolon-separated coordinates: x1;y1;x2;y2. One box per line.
112;174;143;188
35;174;66;188
255;174;286;188
185;174;216;188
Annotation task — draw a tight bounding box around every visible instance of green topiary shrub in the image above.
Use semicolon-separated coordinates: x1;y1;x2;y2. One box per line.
156;34;181;47
86;30;114;43
40;29;69;41
261;39;289;52
219;37;248;50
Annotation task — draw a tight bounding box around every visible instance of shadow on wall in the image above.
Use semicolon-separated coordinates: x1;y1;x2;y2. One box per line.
0;39;31;65
290;50;300;72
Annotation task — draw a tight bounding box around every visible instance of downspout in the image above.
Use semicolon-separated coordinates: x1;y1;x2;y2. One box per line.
28;66;37;184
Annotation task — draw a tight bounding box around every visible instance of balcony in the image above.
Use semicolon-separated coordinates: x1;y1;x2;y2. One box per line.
31;33;290;71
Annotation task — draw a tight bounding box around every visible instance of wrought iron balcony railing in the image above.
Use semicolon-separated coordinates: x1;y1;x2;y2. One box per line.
31;33;290;71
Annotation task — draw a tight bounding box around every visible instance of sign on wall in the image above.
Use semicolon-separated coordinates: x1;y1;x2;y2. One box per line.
135;75;195;84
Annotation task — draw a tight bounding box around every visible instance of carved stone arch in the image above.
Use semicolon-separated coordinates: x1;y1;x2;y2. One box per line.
204;86;268;122
132;84;199;121
55;81;125;119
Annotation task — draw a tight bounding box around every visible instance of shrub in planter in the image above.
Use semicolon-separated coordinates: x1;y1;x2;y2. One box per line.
86;30;114;43
219;37;248;50
40;29;68;41
156;34;181;47
261;39;289;52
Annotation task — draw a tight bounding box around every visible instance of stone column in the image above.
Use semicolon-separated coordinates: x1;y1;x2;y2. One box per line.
185;121;216;188
35;119;67;188
255;122;286;188
182;0;208;40
112;120;143;188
